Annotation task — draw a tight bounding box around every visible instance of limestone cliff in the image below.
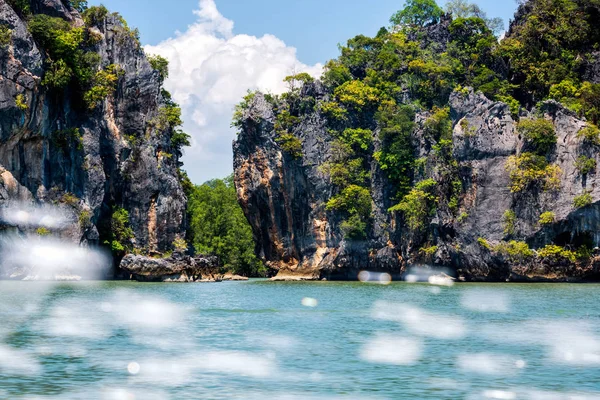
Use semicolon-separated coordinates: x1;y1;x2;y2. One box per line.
0;0;186;276
233;2;600;282
234;88;600;282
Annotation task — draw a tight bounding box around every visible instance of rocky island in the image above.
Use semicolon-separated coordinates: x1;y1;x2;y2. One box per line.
233;0;600;282
0;0;213;280
2;0;600;283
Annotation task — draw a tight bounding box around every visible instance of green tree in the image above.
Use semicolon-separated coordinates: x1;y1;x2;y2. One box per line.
6;0;30;16
326;184;372;240
390;179;437;231
374;104;416;198
108;207;134;255
505;153;561;193
517;118;556;154
445;0;504;35
187;175;265;276
83;5;109;26
390;0;444;27
29;13;102;91
284;72;314;93
84;64;124;108
539;211;555;225
575;156;596;175
148;54;169;82
498;0;595;103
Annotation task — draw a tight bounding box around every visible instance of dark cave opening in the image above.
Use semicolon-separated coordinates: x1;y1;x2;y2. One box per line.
553;231;595;249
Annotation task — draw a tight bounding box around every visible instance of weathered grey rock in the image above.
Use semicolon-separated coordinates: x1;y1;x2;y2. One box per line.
583;52;600;84
234;90;403;281
119;253;219;282
234;84;600;282
0;0;186;278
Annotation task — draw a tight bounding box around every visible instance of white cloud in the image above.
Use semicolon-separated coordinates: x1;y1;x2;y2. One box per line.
145;0;323;184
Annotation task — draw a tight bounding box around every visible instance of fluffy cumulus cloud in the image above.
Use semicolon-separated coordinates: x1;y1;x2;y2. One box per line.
145;0;322;184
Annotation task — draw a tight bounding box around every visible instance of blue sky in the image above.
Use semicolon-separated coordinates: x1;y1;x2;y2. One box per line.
88;0;520;184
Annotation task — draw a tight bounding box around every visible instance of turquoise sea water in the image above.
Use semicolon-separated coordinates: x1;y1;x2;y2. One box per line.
0;280;599;399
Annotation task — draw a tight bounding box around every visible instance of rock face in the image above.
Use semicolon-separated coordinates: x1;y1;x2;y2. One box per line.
120;253;219;282
234;88;404;281
443;93;600;281
0;1;186;277
234;86;400;281
233;89;600;282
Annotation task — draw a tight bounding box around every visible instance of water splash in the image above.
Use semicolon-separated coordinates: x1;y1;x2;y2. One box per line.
0;202;71;229
0;236;111;280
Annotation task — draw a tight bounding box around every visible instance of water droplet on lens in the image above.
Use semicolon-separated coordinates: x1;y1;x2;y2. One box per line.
378;273;392;285
127;362;140;375
301;298;318;307
358;271;370;282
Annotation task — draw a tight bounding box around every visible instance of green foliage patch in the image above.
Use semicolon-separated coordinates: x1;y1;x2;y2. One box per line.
83;5;109;26
538;211;555;226
36;227;51;236
327;185;372;240
187;176;264;276
29;14;93;89
0;25;12;47
108;207;134;254
494;240;534;263
573;192;593;209
575;155;596;175
505;153;561;193
577;124;600;145
390;0;444;27
375;105;416;198
84;64;123;109
502;210;516;236
498;0;599;104
148;54;169;82
477;237;492;250
419;245;438;257
517;118;556;154
445;0;503;35
276;133;303;159
15;94;27;111
6;0;31;16
537;244;577;263
390;179;437;232
148;91;191;157
549;80;600;125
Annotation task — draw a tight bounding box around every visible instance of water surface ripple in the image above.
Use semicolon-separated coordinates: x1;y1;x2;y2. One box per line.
0;281;599;399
